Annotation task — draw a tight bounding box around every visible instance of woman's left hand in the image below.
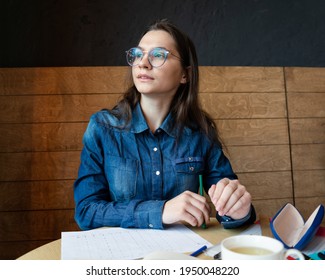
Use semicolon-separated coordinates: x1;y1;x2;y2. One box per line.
208;178;252;220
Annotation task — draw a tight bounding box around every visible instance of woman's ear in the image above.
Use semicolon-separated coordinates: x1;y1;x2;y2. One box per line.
180;66;191;84
180;74;187;84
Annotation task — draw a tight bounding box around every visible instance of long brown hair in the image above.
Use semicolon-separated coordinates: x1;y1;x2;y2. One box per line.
110;19;222;147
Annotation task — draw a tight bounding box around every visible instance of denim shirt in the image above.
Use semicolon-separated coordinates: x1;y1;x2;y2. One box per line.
74;103;243;230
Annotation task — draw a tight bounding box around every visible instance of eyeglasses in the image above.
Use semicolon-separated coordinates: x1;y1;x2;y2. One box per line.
125;47;182;68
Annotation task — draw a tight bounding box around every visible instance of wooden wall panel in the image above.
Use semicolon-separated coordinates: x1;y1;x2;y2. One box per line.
0;152;80;181
0;123;86;152
285;67;325;92
228;145;291;173
253;199;294;220
287;92;325;118
237;171;293;200
216;119;289;146
199;67;284;92
291;144;325;171
0;94;120;123
293;170;325;198
289;119;325;144
0;180;75;211
0;67;129;95
200;92;286;119
0;210;78;241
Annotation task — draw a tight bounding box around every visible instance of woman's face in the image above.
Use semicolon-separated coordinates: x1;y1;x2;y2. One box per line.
132;30;187;99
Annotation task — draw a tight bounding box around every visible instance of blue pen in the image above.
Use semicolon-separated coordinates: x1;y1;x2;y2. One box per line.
190;245;207;257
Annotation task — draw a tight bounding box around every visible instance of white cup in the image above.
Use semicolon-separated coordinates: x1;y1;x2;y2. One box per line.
221;235;304;260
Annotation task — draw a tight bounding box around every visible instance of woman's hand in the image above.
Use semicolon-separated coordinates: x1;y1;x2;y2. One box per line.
208;178;251;220
162;191;211;227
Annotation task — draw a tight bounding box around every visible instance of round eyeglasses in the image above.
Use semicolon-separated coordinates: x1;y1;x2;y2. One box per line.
125;47;182;68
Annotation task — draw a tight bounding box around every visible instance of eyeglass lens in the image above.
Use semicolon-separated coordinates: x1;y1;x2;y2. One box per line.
126;47;168;67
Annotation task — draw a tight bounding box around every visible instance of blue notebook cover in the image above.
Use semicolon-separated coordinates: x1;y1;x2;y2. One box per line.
270;203;324;250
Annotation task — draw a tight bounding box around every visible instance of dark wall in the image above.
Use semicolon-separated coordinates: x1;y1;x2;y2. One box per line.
1;0;325;67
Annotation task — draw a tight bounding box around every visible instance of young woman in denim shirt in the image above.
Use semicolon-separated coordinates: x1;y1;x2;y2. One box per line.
74;19;256;230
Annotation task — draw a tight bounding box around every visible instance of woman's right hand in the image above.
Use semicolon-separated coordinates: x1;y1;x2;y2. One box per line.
162;191;211;227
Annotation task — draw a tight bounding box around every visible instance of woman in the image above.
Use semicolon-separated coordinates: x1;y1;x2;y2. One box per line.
74;19;256;230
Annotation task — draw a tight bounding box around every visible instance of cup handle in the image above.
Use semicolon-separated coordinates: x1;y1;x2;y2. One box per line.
284;249;305;260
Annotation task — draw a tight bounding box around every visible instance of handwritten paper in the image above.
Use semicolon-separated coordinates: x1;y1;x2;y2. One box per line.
61;224;212;260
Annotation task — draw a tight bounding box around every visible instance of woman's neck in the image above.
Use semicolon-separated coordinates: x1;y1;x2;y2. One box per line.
140;96;172;133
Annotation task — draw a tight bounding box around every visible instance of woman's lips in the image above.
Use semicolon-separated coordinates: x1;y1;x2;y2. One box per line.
137;74;154;81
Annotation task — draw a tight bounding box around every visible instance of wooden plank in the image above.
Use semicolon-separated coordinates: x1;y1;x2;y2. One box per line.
291;144;325;170
236;171;293;200
0;180;75;211
287;92;325;118
0;240;51;260
293;170;325;197
0;151;80;181
200;92;286;119
289;118;325;144
0;67;129;95
0;123;87;152
199;67;284;93
0;94;120;123
227;145;291;173
252;198;294;220
0;210;78;241
216;119;289;146
285;67;325;92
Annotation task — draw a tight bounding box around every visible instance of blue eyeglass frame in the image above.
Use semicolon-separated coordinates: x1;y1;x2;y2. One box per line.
125;47;182;67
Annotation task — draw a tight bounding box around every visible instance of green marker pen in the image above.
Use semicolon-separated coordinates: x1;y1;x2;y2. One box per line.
199;174;207;229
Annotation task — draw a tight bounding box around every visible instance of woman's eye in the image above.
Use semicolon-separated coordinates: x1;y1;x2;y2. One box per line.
134;51;143;58
152;51;165;58
155;52;163;57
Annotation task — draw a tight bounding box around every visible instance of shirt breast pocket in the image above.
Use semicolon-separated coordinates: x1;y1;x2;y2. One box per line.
174;157;204;193
105;156;138;202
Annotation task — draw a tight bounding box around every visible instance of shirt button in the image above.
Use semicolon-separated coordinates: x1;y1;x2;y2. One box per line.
189;157;193;161
153;147;158;152
189;166;194;172
155;171;160;176
149;224;154;228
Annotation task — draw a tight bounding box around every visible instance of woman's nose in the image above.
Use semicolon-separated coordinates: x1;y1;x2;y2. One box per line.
138;52;152;69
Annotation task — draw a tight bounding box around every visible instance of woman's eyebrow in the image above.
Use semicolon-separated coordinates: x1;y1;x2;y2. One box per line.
137;45;168;50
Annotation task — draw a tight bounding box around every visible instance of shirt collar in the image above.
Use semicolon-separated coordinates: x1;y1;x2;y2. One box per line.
130;103;179;138
129;103;149;134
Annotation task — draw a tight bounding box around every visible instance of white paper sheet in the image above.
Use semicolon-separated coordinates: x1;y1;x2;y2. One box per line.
61;224;212;260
